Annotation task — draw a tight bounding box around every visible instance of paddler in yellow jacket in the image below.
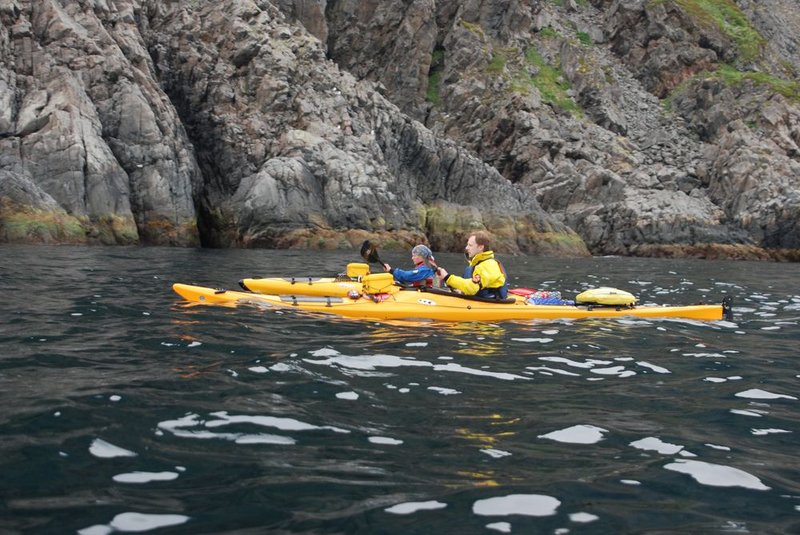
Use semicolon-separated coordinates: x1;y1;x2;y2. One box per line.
436;231;508;299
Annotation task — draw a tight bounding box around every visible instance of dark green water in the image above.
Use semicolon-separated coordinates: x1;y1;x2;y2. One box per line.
1;245;799;534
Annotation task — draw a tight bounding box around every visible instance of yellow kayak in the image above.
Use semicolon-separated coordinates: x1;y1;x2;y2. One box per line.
172;283;731;322
240;277;362;297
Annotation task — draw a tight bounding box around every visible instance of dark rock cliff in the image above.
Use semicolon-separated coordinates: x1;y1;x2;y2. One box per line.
1;0;798;260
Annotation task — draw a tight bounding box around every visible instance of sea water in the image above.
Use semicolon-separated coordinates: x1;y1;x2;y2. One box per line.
1;245;798;533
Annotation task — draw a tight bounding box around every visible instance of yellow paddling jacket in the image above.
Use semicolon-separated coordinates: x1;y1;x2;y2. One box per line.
443;251;506;297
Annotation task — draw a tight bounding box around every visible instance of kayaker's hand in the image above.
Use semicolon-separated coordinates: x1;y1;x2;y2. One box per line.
437;267;448;279
472;274;481;284
383;263;391;272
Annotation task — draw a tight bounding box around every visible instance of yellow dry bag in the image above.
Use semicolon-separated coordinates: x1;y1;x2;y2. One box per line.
575;287;637;306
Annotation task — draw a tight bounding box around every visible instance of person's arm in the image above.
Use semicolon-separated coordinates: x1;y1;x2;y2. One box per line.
391;266;435;285
441;272;481;295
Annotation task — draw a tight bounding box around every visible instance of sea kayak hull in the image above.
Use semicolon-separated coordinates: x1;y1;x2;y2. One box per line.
240;277;361;297
173;283;729;322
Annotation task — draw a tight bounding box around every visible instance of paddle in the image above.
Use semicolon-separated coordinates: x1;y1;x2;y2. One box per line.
360;240;384;265
360;240;444;282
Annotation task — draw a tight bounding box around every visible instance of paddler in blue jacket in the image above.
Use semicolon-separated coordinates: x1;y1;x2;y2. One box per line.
382;244;437;287
437;231;508;299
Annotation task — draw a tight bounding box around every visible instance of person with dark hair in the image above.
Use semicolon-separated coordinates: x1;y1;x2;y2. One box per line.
382;244;437;287
437;231;508;298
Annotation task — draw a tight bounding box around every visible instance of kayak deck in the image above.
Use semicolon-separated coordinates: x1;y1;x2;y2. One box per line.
240;277;362;297
172;283;731;322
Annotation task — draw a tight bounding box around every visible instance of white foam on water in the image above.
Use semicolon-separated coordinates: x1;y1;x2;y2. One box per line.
405;342;429;347
398;388;410;393
305;354;433;371
736;389;797;400
113;471;179;484
438;356;453;360
570;512;599;523
620;479;641;485
538;356;601;369
427;386;461;395
270;363;292;372
433;362;531;381
637;361;670;374
630;437;684;455
510;338;554;343
539;425;607;444
730;409;765;417
384;500;446;515
248;366;269;373
369;436;403;445
525;366;581;376
77;525;112;535
751;428;791;436
704;377;727;383
110;512;190;532
617;319;653;326
481;448;512;458
157;413;337;444
336;391;359;400
684;352;728;358
204;411;349;434
761;326;781;330
705;443;731;451
109;395;121;402
486;521;511;533
187;341;201;348
542;329;559;335
664;459;770;490
89;439;137;459
309;347;341;357
473;494;561;517
590;366;636;378
235;434;296;445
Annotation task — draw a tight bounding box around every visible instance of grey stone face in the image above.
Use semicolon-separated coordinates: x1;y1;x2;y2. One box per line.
1;0;798;259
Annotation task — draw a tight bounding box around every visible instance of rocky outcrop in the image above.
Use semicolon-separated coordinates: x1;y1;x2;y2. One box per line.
1;0;798;261
320;0;800;260
0;0;199;245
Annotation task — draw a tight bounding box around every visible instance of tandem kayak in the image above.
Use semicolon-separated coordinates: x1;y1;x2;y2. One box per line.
172;283;733;322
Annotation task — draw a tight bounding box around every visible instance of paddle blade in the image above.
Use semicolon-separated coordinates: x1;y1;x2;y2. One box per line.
360;240;381;264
